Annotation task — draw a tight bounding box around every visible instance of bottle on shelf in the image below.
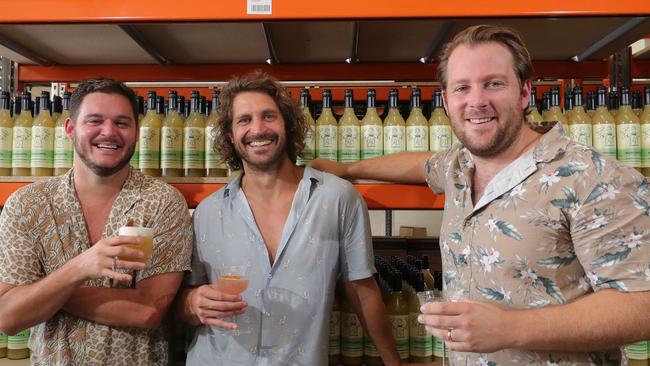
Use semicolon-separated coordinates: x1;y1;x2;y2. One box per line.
563;89;574;118
200;95;208;118
387;271;409;361
51;95;62;121
11;95;21;121
338;89;361;163
161;90;185;177
592;86;617;160
616;87;641;169
297;89;316;165
409;272;433;363
31;91;55;176
0;92;13;176
406;88;429;152
541;92;550;115
360;89;383;160
53;91;73;175
184;91;206;177
383;89;406;156
586;90;596;117
178;95;186;119
0;328;6;358
429;89;452;153
12;93;32;176
543;87;568;133
640;86;650;176
341;288;364;365
421;255;436;292
626;341;649;366
205;90;228;177
7;328;30;360
526;86;544;129
32;96;40;118
567;86;592;147
328;282;342;366
632;90;643;117
609;87;620;116
316;89;338;162
139;91;162;177
130;95;145;170
363;273;383;366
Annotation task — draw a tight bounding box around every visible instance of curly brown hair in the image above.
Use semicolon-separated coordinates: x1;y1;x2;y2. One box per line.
216;70;306;171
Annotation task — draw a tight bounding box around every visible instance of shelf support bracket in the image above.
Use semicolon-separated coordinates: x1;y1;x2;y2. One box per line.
346;22;359;64
0;34;54;66
119;24;173;65
419;21;454;64
262;23;279;65
571;17;647;62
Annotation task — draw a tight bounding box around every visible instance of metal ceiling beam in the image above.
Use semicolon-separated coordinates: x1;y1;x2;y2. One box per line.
346;22;359;64
419;21;454;64
0;33;54;66
571;17;647;62
119;24;173;65
262;23;279;65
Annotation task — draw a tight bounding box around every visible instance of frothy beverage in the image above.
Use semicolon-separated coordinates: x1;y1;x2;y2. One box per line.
118;226;154;263
216;275;249;295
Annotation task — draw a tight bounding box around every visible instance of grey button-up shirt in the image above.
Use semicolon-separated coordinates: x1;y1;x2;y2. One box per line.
186;166;375;366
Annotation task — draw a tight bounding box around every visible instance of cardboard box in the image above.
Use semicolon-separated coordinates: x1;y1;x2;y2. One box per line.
399;226;427;237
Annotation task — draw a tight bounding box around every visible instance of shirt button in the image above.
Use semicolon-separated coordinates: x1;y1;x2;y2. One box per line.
268;274;272;279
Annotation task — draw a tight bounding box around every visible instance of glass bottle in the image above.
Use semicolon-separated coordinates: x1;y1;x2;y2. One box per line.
616;87;641;168
567;86;592;147
409;272;433;363
543;87;568;134
586;90;596;117
53;91;73;175
592;86;617;159
338;89;361;163
7;329;30;360
632;90;643;117
184;91;206;177
139;91;162;176
526;86;544;130
161;91;185;177
12;93;32;176
51;95;62;121
384;89;406;155
609;87;620;117
640;86;650;176
316;89;338;161
406;88;429;152
296;89;316;165
0;92;13;176
387;272;410;361
429;89;452;153
205;90;228;177
328;282;341;366
31;91;55;176
360;89;383;160
341;286;364;365
130;95;144;170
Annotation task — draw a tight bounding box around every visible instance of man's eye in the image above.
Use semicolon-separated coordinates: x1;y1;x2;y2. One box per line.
454;86;467;93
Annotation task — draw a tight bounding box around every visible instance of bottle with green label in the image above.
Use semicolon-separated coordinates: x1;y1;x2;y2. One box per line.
406;88;429;152
429;89;452;153
53;91;72;176
162;91;185;177
616;87;641;168
363;273;383;366
205;90;228;177
543;87;568;134
316;89;338;161
338;89;360;163
184;91;206;177
0;329;6;358
586;90;596;118
410;272;432;363
526;86;544;129
360;89;383;160
139;91;162;176
640;86;650;176
568;86;593;147
632;90;643;117
131;95;144;170
592;86;617;159
384;89;406;155
31;91;55;176
297;89;316;165
12;93;32;176
0;92;13;176
7;328;30;360
627;341;648;366
341;289;364;365
387;271;409;361
328;282;341;366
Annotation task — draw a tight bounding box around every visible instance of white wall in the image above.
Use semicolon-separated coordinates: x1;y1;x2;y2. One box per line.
369;210;443;237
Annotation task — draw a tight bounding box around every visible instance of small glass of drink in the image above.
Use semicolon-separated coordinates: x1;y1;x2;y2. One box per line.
118;226;154;264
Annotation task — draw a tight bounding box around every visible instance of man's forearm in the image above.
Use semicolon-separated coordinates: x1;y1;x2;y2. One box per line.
63;272;183;329
347;152;430;183
512;289;650;351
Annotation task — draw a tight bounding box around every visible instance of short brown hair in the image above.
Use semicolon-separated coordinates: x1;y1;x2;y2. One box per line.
70;77;138;122
216;70;306;171
437;24;533;90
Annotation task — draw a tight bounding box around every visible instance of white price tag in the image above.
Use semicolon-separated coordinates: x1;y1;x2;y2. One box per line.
247;0;272;14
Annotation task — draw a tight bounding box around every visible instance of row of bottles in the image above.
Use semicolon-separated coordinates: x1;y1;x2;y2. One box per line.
528;85;650;173
299;88;455;166
0;328;31;360
328;255;444;366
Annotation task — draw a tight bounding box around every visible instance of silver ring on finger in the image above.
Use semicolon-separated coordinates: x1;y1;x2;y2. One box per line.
447;328;454;342
112;256;117;272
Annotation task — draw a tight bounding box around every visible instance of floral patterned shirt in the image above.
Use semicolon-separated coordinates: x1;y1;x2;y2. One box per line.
425;124;650;365
0;169;193;365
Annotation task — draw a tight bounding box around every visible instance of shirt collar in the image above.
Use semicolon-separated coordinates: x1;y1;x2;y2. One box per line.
532;122;571;164
223;165;322;201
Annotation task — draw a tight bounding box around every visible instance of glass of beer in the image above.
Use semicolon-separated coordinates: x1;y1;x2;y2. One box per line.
117;226;154;264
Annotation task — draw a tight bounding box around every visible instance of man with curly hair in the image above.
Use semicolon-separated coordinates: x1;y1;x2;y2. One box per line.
176;71;413;366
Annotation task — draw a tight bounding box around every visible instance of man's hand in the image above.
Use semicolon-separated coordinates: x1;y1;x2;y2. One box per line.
418;298;513;353
70;235;146;284
310;158;350;178
187;285;247;330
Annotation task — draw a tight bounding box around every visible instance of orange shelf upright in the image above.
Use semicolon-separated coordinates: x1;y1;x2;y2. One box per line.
2;0;650;23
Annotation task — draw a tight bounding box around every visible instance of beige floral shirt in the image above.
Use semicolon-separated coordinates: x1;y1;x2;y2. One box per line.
426;124;650;366
0;169;193;365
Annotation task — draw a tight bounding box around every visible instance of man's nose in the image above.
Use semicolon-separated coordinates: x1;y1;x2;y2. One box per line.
468;87;489;110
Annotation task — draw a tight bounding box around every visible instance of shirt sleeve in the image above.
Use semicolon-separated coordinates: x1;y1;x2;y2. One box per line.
425;150;451;195
0;190;44;285
184;205;209;287
138;187;194;282
338;184;375;282
572;162;650;293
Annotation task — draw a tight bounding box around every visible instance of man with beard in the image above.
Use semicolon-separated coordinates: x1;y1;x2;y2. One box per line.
176;71;414;366
0;78;193;365
312;25;650;365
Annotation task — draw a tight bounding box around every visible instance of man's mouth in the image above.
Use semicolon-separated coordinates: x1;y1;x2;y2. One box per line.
247;139;273;147
466;117;495;125
94;143;120;150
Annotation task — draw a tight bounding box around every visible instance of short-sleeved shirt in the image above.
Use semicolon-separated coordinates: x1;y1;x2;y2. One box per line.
0;169;193;366
425;124;650;365
186;166;374;366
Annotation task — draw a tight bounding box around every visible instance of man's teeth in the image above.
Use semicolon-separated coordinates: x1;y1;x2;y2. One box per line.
467;117;494;124
249;140;272;147
97;144;118;150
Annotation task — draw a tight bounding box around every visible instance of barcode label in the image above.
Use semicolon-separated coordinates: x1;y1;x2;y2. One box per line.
247;0;272;14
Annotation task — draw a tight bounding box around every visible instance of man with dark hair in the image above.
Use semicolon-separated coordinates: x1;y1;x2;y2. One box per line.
176;71;412;366
313;25;650;365
0;77;193;365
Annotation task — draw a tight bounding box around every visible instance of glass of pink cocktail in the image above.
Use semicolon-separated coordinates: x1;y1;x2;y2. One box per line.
216;265;250;334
